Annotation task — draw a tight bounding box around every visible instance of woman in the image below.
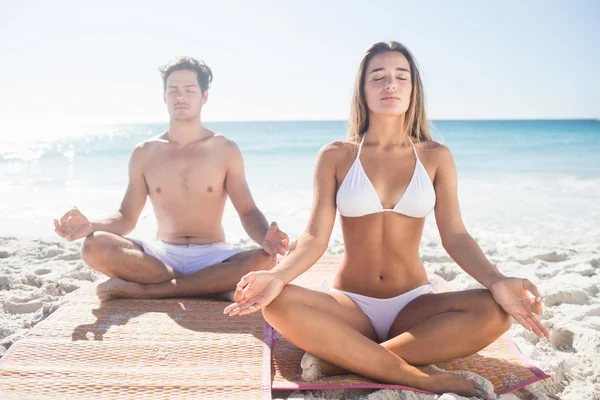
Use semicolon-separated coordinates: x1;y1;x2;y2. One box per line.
224;41;549;397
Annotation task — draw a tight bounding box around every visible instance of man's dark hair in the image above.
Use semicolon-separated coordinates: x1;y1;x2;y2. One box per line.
159;56;213;92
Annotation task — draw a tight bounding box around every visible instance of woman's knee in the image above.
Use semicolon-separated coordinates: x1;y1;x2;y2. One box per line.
262;285;300;323
476;290;512;338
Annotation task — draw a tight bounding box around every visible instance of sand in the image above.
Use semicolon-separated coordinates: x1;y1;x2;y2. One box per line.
1;235;599;399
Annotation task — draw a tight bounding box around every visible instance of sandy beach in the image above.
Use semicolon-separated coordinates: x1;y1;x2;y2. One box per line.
0;237;101;356
2;0;598;397
2;233;598;399
2;120;598;399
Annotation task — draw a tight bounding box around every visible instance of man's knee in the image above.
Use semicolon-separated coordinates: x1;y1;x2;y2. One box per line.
80;231;119;274
249;250;278;272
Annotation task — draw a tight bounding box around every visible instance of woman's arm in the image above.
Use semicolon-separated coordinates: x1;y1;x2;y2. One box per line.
223;142;344;316
271;142;342;284
433;145;549;339
433;146;505;288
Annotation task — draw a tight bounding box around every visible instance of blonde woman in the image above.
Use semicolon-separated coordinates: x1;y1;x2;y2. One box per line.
225;41;548;396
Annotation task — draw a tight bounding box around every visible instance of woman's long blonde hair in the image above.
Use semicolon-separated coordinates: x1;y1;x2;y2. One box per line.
348;41;431;144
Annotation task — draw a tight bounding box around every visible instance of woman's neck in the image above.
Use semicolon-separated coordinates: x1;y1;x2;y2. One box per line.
364;114;410;148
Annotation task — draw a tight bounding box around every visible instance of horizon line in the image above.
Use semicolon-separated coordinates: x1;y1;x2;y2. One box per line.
103;117;599;126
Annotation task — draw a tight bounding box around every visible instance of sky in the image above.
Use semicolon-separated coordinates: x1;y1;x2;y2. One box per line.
0;0;598;137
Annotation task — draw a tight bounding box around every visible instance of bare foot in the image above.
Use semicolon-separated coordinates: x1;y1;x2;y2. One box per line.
298;353;495;398
300;352;347;381
96;278;143;301
420;365;496;399
452;370;496;399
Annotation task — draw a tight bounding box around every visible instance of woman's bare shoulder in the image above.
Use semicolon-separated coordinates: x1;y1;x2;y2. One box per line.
416;140;454;164
318;140;359;163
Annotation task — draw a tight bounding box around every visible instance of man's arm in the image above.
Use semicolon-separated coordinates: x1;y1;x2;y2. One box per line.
89;144;150;236
224;141;271;245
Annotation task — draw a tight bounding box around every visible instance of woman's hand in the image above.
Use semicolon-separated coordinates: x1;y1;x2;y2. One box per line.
223;271;285;316
489;277;550;339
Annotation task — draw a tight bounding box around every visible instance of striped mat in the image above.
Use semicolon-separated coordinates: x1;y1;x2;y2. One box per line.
0;287;270;400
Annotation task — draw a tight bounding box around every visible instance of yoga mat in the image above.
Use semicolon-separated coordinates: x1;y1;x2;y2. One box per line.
268;256;550;395
0;284;271;400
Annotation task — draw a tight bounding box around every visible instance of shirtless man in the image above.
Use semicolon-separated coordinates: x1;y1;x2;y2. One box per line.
53;56;289;301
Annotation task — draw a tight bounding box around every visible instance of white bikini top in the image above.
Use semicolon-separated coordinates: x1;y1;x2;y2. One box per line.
336;133;436;218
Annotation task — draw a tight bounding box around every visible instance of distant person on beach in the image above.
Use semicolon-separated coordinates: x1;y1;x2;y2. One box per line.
54;56;289;301
224;42;549;397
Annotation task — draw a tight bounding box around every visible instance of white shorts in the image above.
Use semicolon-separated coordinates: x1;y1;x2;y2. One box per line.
328;284;434;342
128;238;244;276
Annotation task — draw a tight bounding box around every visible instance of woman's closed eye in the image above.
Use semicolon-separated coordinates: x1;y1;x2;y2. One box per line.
373;76;408;81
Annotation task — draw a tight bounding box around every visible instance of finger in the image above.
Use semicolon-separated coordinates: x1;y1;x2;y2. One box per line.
234;286;245;299
60;209;76;226
241;294;274;315
524;315;545;338
524;279;542;301
532;297;543;315
238;299;265;316
60;208;77;225
270;221;279;232
513;313;533;332
228;300;258;316
53;220;67;237
224;295;252;313
227;306;241;316
54;227;66;238
224;301;247;315
223;303;238;314
279;232;290;249
239;303;261;316
529;317;548;339
55;217;72;234
526;314;550;339
236;278;247;290
236;273;253;290
63;225;76;238
66;209;84;226
233;292;245;304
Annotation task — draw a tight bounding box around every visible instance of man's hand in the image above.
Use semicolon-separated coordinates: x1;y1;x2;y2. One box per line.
54;207;94;241
262;222;289;257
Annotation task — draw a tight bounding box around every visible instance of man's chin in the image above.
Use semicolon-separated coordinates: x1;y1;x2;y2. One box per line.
171;114;198;122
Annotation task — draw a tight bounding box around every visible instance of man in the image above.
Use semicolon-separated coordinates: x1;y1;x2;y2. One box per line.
54;56;289;301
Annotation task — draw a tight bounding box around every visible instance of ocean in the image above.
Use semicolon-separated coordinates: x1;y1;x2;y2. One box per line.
1;120;599;251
